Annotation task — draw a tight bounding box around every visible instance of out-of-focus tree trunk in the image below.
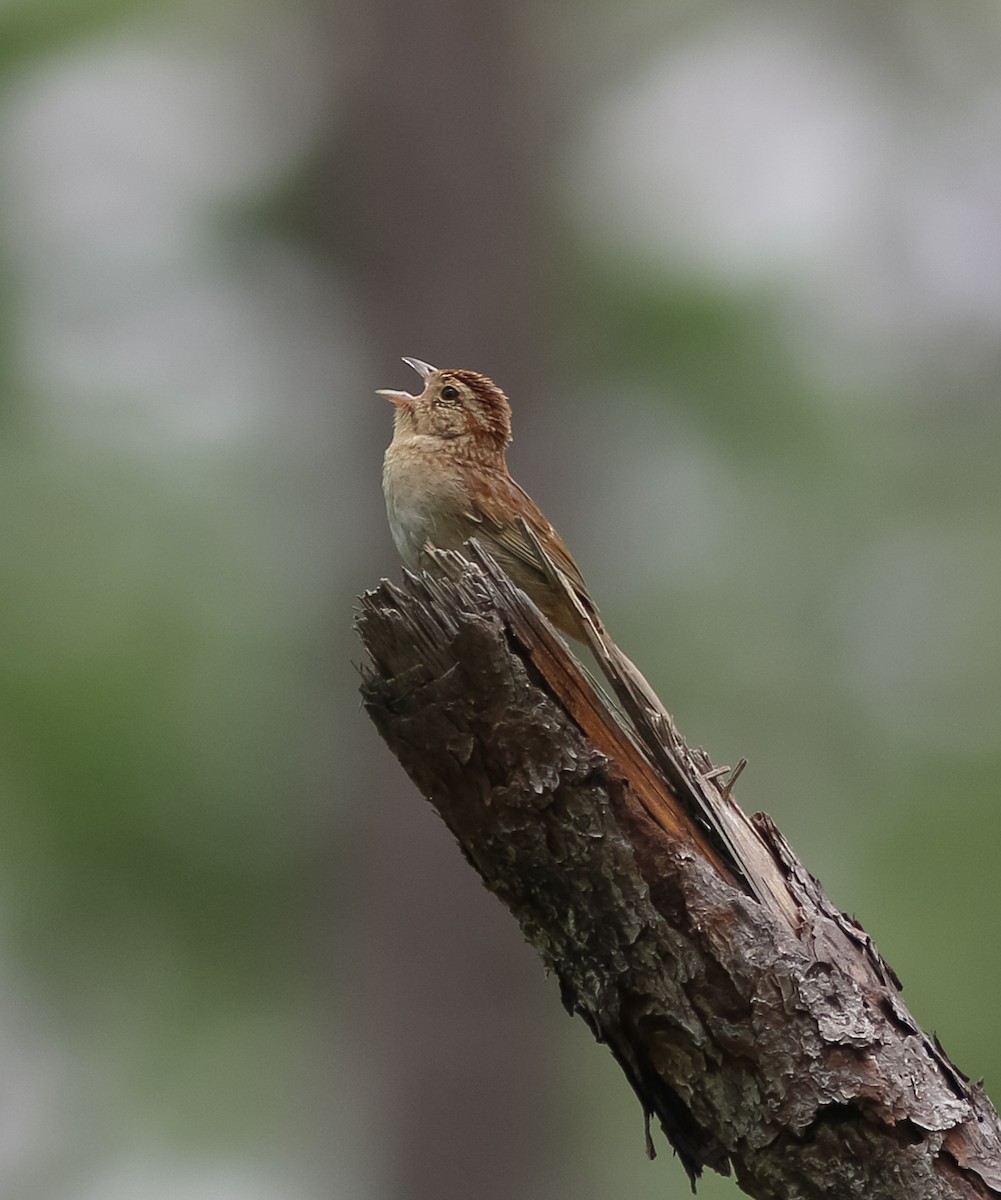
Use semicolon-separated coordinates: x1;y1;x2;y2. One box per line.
342;0;548;384
325;3;558;1197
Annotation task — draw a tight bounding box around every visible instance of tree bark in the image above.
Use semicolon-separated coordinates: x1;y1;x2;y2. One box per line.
355;550;1001;1199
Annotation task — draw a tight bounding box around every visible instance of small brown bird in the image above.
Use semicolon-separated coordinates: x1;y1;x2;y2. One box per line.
376;357;762;901
377;357;598;641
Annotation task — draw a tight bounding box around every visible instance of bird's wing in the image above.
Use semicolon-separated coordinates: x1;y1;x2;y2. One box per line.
466;471;591;600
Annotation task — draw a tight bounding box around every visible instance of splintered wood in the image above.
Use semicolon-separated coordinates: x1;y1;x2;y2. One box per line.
356;552;1001;1199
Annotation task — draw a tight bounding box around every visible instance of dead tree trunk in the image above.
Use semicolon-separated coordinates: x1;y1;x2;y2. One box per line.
355;551;1001;1199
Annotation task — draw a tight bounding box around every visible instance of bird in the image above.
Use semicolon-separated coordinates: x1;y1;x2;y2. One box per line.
376;356;765;906
377;356;599;642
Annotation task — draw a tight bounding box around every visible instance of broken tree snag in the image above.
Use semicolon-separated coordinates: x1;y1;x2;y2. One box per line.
355;554;1001;1199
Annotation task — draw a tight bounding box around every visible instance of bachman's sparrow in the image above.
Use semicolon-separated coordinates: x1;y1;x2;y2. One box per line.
376;357;763;897
377;357;600;642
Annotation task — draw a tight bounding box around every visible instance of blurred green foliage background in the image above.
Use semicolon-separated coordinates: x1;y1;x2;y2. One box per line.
1;1;999;1197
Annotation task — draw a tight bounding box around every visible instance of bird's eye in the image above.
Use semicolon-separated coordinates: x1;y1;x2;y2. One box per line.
440;385;459;402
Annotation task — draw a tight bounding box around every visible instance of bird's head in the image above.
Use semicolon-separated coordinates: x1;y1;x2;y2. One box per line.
377;357;512;449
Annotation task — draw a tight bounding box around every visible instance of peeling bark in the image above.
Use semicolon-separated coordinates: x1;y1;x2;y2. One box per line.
355;553;1001;1198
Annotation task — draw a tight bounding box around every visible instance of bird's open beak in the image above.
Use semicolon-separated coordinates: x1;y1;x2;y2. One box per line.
376;358;437;405
375;389;414;407
402;357;437;382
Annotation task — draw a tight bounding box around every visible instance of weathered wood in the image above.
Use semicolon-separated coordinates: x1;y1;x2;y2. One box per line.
355;553;1001;1198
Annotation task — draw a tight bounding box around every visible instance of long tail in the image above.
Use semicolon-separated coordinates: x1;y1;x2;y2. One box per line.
517;519;770;905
